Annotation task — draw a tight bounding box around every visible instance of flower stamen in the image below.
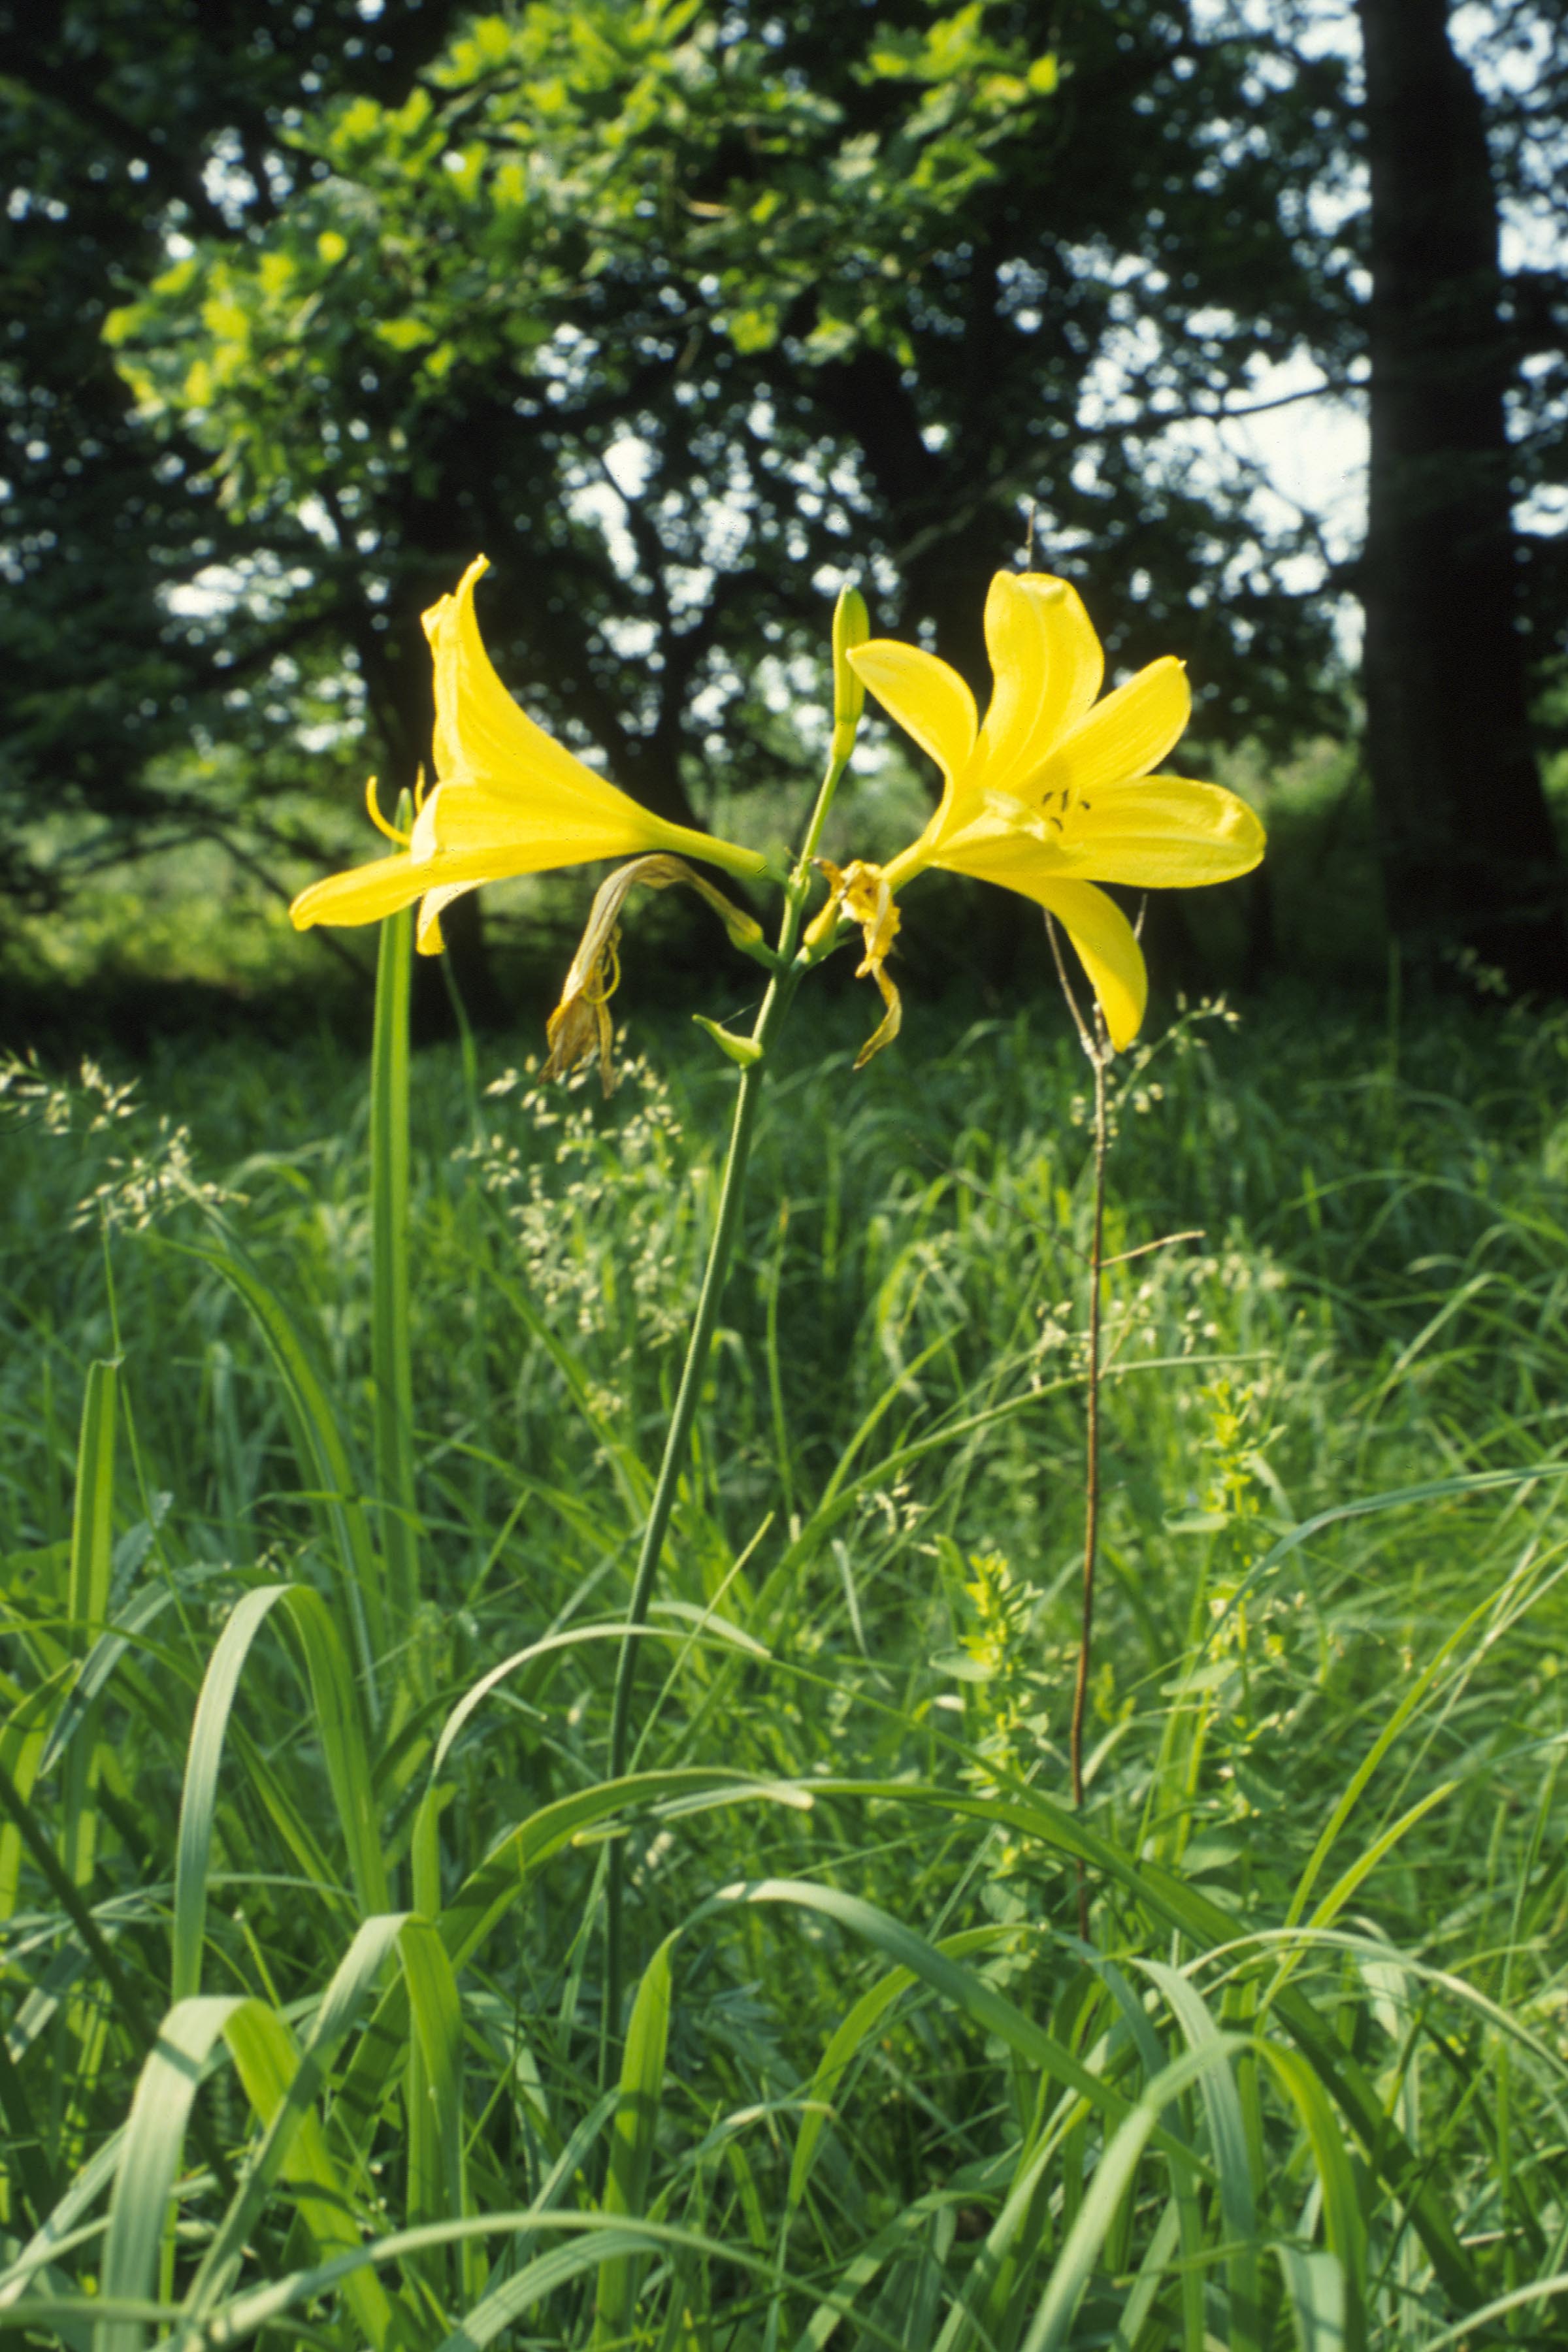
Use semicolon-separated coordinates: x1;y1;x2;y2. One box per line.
364;776;412;847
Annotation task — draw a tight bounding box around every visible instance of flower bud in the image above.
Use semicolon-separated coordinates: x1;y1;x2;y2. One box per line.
832;585;870;734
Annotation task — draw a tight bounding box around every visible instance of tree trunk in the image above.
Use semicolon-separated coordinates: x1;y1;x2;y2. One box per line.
1356;0;1568;994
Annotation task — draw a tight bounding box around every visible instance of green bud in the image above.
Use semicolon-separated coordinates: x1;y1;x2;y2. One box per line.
832;584;870;732
717;907;764;951
691;1015;764;1068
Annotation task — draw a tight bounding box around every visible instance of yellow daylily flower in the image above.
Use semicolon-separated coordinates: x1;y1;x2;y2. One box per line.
836;570;1266;1054
291;555;767;955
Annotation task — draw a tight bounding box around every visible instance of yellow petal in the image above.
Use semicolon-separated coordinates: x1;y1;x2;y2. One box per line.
938;838;1148;1050
1030;655;1190;801
431;780;665;871
422;555;642;821
848;640;977;790
415;881;476;956
974;572;1104;798
1037;877;1148;1052
291;843;540;932
1059;776;1266;887
291;852;427;932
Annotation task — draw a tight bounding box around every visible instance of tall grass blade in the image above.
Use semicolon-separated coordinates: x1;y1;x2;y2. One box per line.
370;834;418;1639
1271;2244;1347;2352
1019;2038;1244;2352
1139;1961;1260;2352
220;1997;402;2349
718;1878;1195;2162
594;1929;677;2341
61;1358;118;1891
171;1585;290;2001
279;1586;389;1916
66;1360;118;1646
190;1241;382;1698
400;1914;473;2302
95;1995;238;2352
181;1914;406;2323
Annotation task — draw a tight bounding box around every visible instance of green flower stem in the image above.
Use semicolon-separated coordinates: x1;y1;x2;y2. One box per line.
602;732;853;2046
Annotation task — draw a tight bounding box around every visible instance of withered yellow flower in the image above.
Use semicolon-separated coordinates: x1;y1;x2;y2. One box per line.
543;853;764;1096
291;555;766;954
831;570;1264;1054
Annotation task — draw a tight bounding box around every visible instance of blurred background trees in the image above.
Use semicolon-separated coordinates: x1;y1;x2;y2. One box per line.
2;0;1565;1026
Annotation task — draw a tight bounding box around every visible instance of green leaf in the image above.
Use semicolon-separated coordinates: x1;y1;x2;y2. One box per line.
1018;2039;1246;2352
171;1585;291;2001
595;1931;678;2339
67;1360;118;1646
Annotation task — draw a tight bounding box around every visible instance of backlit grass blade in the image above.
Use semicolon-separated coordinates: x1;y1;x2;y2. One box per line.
1257;2044;1367;2352
171;1585;290;2001
181;1913;406;2324
1;1671;65;1920
1271;2244;1347;2352
830;1776;1482;2308
400;1914;473;2303
1018;2038;1246;2352
66;1359;118;1646
189;1240;382;1699
278;1586;389;1917
206;2221;664;2352
38;1580;182;1784
1139;1961;1260;2352
716;1879;1197;2166
61;1358;118;1893
594;1929;677;2342
220;1993;402;2349
173;1581;385;1981
787;1924;1021;2220
96;1995;240;2352
370;823;419;1639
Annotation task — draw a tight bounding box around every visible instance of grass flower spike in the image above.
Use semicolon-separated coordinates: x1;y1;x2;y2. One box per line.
837;570;1265;1053
291;555;767;953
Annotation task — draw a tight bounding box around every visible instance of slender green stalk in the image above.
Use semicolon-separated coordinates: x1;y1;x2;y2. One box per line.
602;641;862;2044
1045;915;1110;1943
1070;1032;1109;1942
370;791;418;1651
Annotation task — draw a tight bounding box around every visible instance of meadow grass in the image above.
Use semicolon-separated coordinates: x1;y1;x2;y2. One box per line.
3;975;1568;2349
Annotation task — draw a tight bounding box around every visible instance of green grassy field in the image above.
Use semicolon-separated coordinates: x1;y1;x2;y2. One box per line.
3;972;1568;2349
